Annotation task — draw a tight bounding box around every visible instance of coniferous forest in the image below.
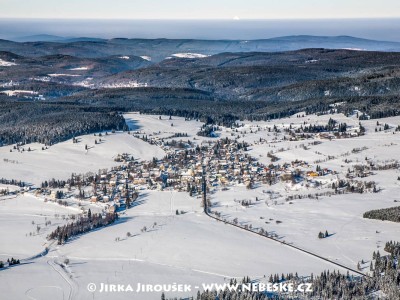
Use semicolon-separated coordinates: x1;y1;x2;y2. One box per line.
363;206;400;223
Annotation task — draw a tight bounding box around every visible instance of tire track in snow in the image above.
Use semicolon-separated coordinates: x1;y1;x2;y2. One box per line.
47;259;77;300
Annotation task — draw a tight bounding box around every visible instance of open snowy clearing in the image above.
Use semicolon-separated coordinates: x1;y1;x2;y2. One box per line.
0;194;78;260
171;53;209;59
0;90;38;96
0;257;71;300
140;55;152;61
124;113;235;146
69;66;90;71
48;73;82;77
124;113;205;139
0;59;17;66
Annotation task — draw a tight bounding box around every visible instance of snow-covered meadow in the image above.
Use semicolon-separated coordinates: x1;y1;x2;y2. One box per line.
0;59;17;67
171;53;209;59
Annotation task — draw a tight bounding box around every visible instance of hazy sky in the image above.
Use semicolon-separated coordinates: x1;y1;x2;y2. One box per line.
1;0;400;19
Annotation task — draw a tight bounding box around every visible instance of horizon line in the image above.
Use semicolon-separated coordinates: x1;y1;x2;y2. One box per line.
1;17;400;21
2;34;398;45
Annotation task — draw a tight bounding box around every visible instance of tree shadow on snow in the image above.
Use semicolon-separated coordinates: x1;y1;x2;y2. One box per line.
124;118;143;131
62;216;134;245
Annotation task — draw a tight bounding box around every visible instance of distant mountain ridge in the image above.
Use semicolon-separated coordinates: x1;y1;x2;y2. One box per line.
10;35;108;43
12;34;68;42
1;35;400;61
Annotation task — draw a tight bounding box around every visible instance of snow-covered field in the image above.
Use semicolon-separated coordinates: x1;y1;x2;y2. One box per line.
69;66;90;71
1;112;400;299
0;90;38;96
48;73;81;77
140;55;152;61
0;194;74;259
0;59;17;66
171;53;209;59
125;113;205;140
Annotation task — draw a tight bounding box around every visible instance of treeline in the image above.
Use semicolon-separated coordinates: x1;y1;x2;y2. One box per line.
363;206;400;223
301;121;347;133
5;81;87;98
197;125;220;137
47;211;118;244
338;95;400;120
0;100;127;146
0;178;26;187
66;88;400;126
41;171;112;189
2;89;400;146
0;257;20;269
63;87;310;128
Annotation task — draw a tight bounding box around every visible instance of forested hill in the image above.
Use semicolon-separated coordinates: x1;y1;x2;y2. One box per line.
1;44;400;145
1;35;400;61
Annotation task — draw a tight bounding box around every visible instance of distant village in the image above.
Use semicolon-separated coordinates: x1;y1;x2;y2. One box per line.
24;115;381;217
